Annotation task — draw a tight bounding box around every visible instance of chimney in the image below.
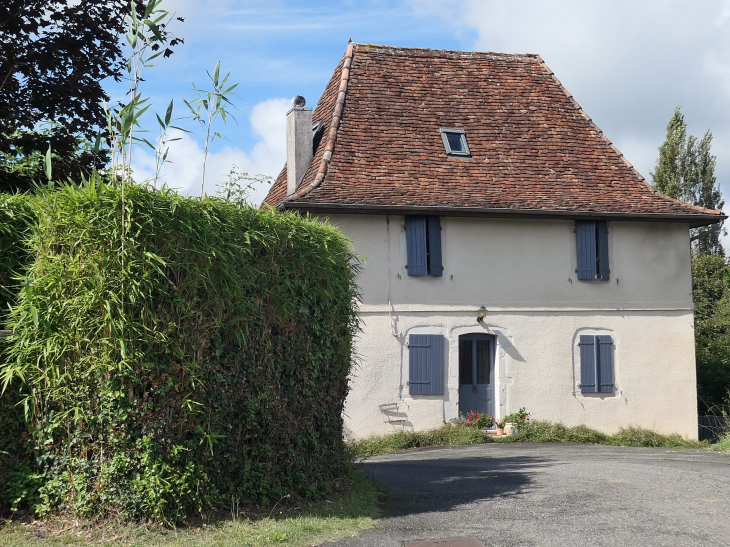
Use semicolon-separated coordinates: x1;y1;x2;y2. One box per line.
286;95;313;196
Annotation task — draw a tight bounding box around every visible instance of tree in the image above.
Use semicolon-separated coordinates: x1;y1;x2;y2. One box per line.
0;0;181;192
651;106;724;255
692;254;730;410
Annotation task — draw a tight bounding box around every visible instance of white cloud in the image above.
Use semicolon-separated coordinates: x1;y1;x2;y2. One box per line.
132;97;289;206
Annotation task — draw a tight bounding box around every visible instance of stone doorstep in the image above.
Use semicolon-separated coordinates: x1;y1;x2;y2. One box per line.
405;538;485;547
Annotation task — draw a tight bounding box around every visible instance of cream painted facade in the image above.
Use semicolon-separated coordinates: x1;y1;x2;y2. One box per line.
325;214;698;440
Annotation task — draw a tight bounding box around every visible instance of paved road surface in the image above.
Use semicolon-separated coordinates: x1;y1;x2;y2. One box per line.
329;443;730;547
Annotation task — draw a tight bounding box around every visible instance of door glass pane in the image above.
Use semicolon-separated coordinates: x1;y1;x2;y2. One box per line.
476;339;491;384
459;340;472;385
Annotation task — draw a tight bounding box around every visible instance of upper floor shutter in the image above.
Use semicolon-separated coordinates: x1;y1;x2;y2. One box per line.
579;335;597;393
576;221;597;280
427;216;443;276
408;334;445;395
597;221;610;280
405;216;428;276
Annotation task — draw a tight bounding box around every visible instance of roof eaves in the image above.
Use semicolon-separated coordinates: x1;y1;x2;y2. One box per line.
286;42;354;202
279;201;726;228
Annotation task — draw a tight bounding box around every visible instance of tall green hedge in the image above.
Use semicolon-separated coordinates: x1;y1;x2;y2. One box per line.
0;193;35;507
0;193;35;321
0;182;359;523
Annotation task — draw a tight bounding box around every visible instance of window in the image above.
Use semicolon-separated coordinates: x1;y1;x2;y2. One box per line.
439;128;471;157
405;216;443;276
575;220;609;280
408;334;445;395
578;335;614;394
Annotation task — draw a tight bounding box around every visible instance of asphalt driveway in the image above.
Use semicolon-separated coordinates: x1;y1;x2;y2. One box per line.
330;443;730;547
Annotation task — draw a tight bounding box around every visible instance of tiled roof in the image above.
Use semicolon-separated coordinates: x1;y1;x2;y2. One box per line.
264;43;724;226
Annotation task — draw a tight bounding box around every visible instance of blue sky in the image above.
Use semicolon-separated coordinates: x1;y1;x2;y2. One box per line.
113;0;730;244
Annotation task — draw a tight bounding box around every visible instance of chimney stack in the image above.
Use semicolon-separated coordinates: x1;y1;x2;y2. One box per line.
286;95;313;196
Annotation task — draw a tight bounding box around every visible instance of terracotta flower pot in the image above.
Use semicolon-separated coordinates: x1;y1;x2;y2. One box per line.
496;427;505;436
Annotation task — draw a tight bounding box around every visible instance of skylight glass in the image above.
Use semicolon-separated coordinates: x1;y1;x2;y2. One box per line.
439;128;471;157
446;132;465;152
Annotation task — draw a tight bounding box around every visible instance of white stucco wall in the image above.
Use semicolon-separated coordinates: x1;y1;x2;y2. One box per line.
322;214;698;440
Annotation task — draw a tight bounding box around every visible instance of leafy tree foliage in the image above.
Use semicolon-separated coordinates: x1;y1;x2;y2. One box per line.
0;0;181;192
651;106;724;255
692;254;730;410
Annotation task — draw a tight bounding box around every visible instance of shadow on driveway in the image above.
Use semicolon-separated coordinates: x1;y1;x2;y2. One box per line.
359;450;557;517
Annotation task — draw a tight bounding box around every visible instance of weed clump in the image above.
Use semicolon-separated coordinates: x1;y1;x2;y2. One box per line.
352;420;708;458
350;425;493;457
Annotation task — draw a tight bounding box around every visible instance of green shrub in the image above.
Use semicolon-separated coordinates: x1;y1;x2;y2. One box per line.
713;433;730;451
350;425;493;457
351;421;707;458
609;426;701;448
0;193;35;323
0;181;359;523
0;193;36;513
501;420;610;444
500;420;706;448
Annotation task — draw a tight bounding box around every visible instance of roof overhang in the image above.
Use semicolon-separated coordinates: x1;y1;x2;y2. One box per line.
278;201;726;229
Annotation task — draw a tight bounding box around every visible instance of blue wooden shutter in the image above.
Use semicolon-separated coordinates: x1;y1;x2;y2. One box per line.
408;334;445;395
597;335;613;393
597;221;609;280
427;216;443;276
576;221;597;280
406;216;428;276
579;335;597;393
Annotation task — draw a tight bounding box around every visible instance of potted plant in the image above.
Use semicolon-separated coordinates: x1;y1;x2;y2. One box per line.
503;407;531;435
512;407;530;434
449;412;467;427
495;417;506;435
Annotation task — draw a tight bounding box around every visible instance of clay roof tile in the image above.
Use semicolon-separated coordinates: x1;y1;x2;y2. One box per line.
264;44;724;226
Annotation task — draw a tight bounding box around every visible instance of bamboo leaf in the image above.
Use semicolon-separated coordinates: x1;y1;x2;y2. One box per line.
165;99;174;125
213;61;220;87
44;145;52;182
144;20;164;42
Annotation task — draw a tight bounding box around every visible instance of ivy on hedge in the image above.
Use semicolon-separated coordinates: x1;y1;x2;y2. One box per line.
0;180;359;523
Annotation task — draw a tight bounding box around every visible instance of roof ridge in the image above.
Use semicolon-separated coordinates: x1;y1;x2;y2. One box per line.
352;42;538;59
535;55;722;217
287;43;354;202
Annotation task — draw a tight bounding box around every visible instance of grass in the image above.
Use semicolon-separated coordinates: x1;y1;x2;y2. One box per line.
0;468;380;547
349;424;493;457
712;433;730;451
497;420;708;448
351;421;709;458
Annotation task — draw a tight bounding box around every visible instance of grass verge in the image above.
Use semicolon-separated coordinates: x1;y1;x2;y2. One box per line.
0;468;380;547
351;421;708;458
350;425;493;457
712;433;730;451
496;420;707;448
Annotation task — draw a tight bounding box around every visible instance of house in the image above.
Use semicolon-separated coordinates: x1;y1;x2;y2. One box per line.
264;43;725;440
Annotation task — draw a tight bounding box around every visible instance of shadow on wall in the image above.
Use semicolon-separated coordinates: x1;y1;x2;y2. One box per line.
496;332;525;363
378;402;413;432
359;453;555;516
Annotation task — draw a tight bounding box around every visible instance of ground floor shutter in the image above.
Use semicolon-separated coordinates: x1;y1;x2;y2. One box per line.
580;334;614;394
579;335;597;393
597;335;614;393
408;334;445;395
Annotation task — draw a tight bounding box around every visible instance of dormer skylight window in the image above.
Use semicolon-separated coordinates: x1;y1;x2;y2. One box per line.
439;128;471;157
